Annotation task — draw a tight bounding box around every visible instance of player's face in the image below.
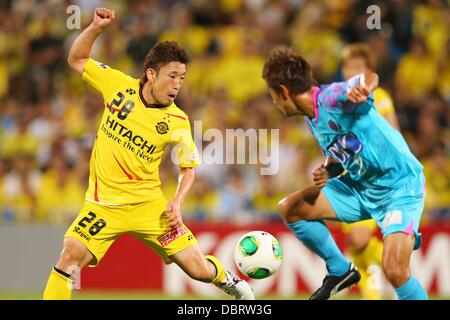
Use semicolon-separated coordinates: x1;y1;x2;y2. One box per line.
341;57;367;80
151;62;186;106
268;88;303;117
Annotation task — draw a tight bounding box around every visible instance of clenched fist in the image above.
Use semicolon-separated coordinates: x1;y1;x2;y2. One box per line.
91;8;116;31
346;85;370;104
165;197;183;229
312;164;330;189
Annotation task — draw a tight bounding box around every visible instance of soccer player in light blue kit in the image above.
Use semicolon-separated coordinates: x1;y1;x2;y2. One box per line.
262;48;428;300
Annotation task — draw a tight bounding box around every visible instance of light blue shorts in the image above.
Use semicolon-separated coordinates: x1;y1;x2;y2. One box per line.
323;173;426;250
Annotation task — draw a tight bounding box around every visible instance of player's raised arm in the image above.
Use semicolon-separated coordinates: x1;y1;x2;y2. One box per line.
67;8;116;74
346;71;379;104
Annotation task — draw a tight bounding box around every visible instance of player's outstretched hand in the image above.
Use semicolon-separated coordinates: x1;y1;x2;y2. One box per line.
166;197;183;229
92;8;116;31
346;85;370;104
312;164;329;189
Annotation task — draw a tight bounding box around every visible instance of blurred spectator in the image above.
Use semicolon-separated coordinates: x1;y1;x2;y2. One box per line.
251;175;284;221
412;0;448;57
2;110;39;161
395;38;437;103
411;96;447;158
290;1;343;82
35;152;84;224
436;39;450;102
184;175;219;222
216;168;254;223
365;32;397;87
0;154;41;223
159;4;210;57
423;142;450;222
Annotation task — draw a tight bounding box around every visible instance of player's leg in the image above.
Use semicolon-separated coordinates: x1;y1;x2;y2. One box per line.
43;202;122;300
277;185;339;222
169;244;217;282
133;197;254;300
378;174;428;300
382;233;427;300
278;183;354;276
278;181;363;299
170;245;254;300
345;221;383;299
43;238;94;300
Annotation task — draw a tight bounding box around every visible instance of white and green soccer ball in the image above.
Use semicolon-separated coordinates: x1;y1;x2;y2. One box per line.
234;231;283;279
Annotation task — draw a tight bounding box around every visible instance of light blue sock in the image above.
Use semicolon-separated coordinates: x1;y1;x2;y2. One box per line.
394;276;428;300
287;220;350;276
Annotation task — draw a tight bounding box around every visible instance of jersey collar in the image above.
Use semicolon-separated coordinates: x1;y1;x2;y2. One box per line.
312;86;320;123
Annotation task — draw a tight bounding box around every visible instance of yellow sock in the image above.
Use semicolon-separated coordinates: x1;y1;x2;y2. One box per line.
205;255;226;285
43;267;74;300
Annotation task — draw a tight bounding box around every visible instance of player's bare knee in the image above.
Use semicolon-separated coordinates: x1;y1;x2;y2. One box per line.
57;250;83;271
382;259;408;288
277;198;290;220
57;239;89;271
277;196;306;222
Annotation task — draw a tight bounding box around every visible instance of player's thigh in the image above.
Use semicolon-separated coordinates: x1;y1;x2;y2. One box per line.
279;185;339;222
132;198;198;264
382;232;414;275
302;186;340;220
64;201;126;267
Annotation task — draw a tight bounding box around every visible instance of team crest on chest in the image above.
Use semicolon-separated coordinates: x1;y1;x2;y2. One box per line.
156;121;169;134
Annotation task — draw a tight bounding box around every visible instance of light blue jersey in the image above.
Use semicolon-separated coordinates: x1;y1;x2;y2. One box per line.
305;74;425;248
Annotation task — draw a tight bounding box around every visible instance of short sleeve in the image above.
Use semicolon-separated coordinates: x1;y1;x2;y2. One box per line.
170;119;201;168
82;58;131;98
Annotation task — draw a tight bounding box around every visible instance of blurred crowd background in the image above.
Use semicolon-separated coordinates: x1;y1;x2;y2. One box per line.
0;0;449;226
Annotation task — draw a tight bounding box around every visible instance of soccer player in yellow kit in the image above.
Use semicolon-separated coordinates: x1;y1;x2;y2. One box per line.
340;43;400;299
43;8;254;300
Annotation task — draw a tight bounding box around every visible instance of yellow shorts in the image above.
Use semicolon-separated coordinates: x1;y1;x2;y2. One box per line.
341;219;378;234
64;197;197;266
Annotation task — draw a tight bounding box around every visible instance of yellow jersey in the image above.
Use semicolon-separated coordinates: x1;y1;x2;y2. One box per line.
82;58;200;205
373;87;395;117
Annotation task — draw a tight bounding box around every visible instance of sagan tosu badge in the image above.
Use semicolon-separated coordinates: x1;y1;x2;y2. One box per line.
156;121;169;134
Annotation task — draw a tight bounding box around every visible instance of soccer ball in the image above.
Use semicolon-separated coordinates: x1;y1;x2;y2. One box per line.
234;231;283;279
